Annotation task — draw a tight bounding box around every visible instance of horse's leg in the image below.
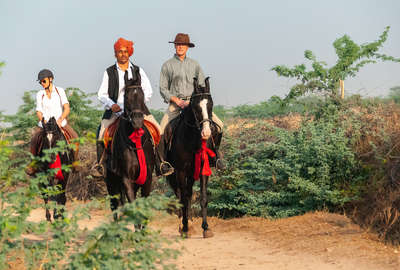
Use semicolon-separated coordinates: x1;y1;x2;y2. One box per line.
200;175;213;238
140;172;153;198
177;171;192;237
123;177;135;203
135;174;153;231
44;197;51;222
105;171;121;221
53;180;67;220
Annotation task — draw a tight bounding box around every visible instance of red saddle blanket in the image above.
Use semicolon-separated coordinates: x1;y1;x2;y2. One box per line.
104;118;160;149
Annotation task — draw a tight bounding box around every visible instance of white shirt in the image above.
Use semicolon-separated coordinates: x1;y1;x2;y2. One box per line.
36;85;69;127
97;62;153;116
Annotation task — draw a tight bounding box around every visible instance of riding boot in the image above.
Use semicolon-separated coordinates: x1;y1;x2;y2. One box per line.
154;137;174;177
92;141;105;177
211;132;226;170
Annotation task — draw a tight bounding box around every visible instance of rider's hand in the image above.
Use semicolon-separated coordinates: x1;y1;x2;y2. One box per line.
182;100;189;108
56;118;63;128
111;104;122;113
171;97;188;109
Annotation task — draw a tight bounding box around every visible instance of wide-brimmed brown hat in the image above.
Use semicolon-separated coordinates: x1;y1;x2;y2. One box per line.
169;33;195;47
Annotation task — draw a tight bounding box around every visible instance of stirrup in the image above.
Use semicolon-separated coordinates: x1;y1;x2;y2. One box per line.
160;161;174;176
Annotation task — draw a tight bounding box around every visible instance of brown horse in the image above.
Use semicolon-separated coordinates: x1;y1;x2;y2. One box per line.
163;77;221;238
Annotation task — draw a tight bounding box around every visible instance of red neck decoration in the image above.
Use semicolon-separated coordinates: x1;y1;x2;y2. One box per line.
128;128;147;185
194;139;216;180
49;154;64;180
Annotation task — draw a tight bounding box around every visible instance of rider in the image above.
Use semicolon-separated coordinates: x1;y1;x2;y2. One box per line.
96;37;173;176
27;69;79;175
159;33;224;169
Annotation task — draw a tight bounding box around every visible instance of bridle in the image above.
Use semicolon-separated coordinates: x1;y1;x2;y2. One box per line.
184;92;213;131
120;85;149;150
122;85;144;123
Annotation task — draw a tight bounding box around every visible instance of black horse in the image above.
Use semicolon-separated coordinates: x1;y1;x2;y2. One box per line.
38;117;75;221
104;79;156;220
164;77;221;238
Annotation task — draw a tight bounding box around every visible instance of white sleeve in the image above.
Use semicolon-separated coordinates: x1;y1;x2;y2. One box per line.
97;71;115;109
139;67;153;103
57;87;69;105
36;91;43;112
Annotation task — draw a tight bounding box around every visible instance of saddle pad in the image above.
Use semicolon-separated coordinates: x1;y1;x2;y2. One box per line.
144;119;160;146
104;118;120;149
61;127;72;145
61;127;79;155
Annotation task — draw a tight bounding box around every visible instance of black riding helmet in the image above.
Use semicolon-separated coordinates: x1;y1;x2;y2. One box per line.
37;69;54;81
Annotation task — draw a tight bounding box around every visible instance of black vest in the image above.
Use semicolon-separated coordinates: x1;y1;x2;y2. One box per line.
102;63;141;119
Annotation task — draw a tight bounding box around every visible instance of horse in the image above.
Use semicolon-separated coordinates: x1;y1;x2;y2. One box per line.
104;78;156;221
164;77;221;238
37;117;75;221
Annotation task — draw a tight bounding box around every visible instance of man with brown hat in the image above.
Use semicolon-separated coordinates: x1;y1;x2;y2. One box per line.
159;33;224;169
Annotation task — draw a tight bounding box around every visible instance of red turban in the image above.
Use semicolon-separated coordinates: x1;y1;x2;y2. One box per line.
114;38;134;56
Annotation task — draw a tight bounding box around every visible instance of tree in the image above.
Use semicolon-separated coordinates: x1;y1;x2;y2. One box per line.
388;86;400;104
271;26;400;103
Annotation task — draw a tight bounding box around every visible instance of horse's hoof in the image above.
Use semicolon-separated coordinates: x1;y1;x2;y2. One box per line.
203;229;214;238
179;225;192;238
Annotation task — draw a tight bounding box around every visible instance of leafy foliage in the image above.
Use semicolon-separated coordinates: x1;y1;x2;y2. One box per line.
208;101;367;218
271;26;400;102
387;86;400;104
232;96;324;118
0;139;179;269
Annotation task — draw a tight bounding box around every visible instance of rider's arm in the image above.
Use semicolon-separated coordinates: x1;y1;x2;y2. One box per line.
159;63;172;104
36;111;43;122
139;67;153;103
196;63;206;87
35;91;44;122
59;103;70;122
97;71;115;110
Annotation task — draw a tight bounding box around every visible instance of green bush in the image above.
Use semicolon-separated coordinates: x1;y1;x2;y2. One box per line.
0;139;179;270
209;105;366;218
232;96;323;118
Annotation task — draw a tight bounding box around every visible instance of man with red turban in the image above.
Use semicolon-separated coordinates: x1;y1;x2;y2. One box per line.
96;37;173;177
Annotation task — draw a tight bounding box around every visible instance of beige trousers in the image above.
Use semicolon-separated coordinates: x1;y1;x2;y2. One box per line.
98;113;161;140
160;103;224;135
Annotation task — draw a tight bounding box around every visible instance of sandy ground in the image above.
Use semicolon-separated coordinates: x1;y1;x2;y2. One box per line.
20;203;400;270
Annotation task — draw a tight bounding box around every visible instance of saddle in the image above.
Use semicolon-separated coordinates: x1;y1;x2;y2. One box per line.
61;127;79;156
103;117;160;150
32;127;78;157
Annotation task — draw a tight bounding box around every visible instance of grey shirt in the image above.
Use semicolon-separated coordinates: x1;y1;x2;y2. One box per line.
159;54;205;103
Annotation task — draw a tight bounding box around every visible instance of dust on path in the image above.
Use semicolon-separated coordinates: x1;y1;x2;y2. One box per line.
26;203;400;270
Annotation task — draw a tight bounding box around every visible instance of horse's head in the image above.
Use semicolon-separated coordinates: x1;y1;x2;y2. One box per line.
190;77;213;139
123;79;146;130
42;117;63;149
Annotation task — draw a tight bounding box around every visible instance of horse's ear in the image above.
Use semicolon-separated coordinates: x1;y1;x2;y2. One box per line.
204;77;210;93
193;77;199;93
42;119;47;131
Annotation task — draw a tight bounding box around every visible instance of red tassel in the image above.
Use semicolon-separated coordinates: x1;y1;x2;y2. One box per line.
128;128;147;185
194;139;216;180
49;154;64;180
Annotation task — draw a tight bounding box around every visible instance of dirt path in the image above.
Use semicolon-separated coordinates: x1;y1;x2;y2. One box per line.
26;204;400;270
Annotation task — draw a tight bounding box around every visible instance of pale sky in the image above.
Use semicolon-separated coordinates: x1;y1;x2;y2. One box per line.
1;0;399;114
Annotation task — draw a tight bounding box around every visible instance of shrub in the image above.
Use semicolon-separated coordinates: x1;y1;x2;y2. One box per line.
209;103;366;218
0;139;179;269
